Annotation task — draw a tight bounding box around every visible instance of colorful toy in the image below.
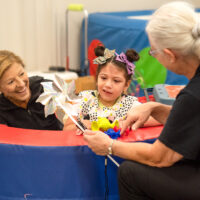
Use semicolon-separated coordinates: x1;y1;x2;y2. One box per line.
104;128;120;139
91;117;119;131
91;117;122;139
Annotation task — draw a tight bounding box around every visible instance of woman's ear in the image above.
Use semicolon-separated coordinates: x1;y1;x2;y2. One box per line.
163;48;176;63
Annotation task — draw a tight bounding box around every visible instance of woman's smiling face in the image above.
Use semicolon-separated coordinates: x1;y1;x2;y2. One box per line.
0;62;30;106
97;63;130;107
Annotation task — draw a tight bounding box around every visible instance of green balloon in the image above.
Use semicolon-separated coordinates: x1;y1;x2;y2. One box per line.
135;47;167;88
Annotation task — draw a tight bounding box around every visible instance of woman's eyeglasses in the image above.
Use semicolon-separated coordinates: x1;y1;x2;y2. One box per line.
148;49;161;57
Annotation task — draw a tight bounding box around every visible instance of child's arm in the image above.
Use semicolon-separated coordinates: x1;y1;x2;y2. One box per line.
63;115;77;130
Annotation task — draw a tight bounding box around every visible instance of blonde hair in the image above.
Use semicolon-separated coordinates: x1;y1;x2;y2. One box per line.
146;1;200;59
0;50;25;78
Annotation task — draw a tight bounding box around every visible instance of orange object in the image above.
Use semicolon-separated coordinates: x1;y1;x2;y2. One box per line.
165;85;185;98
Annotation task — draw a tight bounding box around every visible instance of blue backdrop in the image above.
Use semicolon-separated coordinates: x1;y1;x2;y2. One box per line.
80;9;200;87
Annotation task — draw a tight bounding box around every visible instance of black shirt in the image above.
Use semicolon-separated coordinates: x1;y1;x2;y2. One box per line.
159;65;200;160
0;76;63;130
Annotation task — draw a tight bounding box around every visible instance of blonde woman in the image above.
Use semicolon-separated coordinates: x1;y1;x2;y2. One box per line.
0;50;63;130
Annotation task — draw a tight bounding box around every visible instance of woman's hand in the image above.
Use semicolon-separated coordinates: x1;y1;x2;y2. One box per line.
143;116;161;127
118;118;131;134
83;130;113;156
121;101;171;134
121;103;153;134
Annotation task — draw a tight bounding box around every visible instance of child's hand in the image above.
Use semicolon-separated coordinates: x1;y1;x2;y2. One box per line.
76;128;84;135
78;120;91;129
75;120;92;135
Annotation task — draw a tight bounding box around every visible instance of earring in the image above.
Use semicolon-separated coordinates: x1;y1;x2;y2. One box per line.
122;90;127;96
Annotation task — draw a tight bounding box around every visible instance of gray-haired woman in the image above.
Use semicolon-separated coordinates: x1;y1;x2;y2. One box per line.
83;1;200;199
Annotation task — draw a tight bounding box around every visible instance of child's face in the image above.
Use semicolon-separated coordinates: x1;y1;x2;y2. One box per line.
97;63;130;107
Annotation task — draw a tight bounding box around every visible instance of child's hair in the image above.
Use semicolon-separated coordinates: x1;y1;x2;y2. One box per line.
94;46;139;81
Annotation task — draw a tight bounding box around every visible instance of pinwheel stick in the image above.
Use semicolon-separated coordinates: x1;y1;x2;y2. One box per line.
56;99;120;167
56;100;84;131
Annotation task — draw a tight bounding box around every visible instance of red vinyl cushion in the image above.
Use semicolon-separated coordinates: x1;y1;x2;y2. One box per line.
0;124;163;146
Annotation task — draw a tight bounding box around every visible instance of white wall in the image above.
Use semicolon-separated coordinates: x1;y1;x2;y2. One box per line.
0;0;199;72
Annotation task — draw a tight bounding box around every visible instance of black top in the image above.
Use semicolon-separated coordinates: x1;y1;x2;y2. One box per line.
159;65;200;160
0;76;63;130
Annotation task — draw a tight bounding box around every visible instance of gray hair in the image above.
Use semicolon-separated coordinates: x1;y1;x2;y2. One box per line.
146;1;200;59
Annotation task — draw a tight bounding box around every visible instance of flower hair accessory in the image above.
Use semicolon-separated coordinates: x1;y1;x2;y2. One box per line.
115;52;135;75
93;48;115;65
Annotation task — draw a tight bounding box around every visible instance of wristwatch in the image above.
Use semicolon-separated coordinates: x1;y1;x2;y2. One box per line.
108;139;114;155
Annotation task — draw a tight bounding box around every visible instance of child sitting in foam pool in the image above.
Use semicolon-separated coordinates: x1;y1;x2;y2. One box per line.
63;46;159;132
